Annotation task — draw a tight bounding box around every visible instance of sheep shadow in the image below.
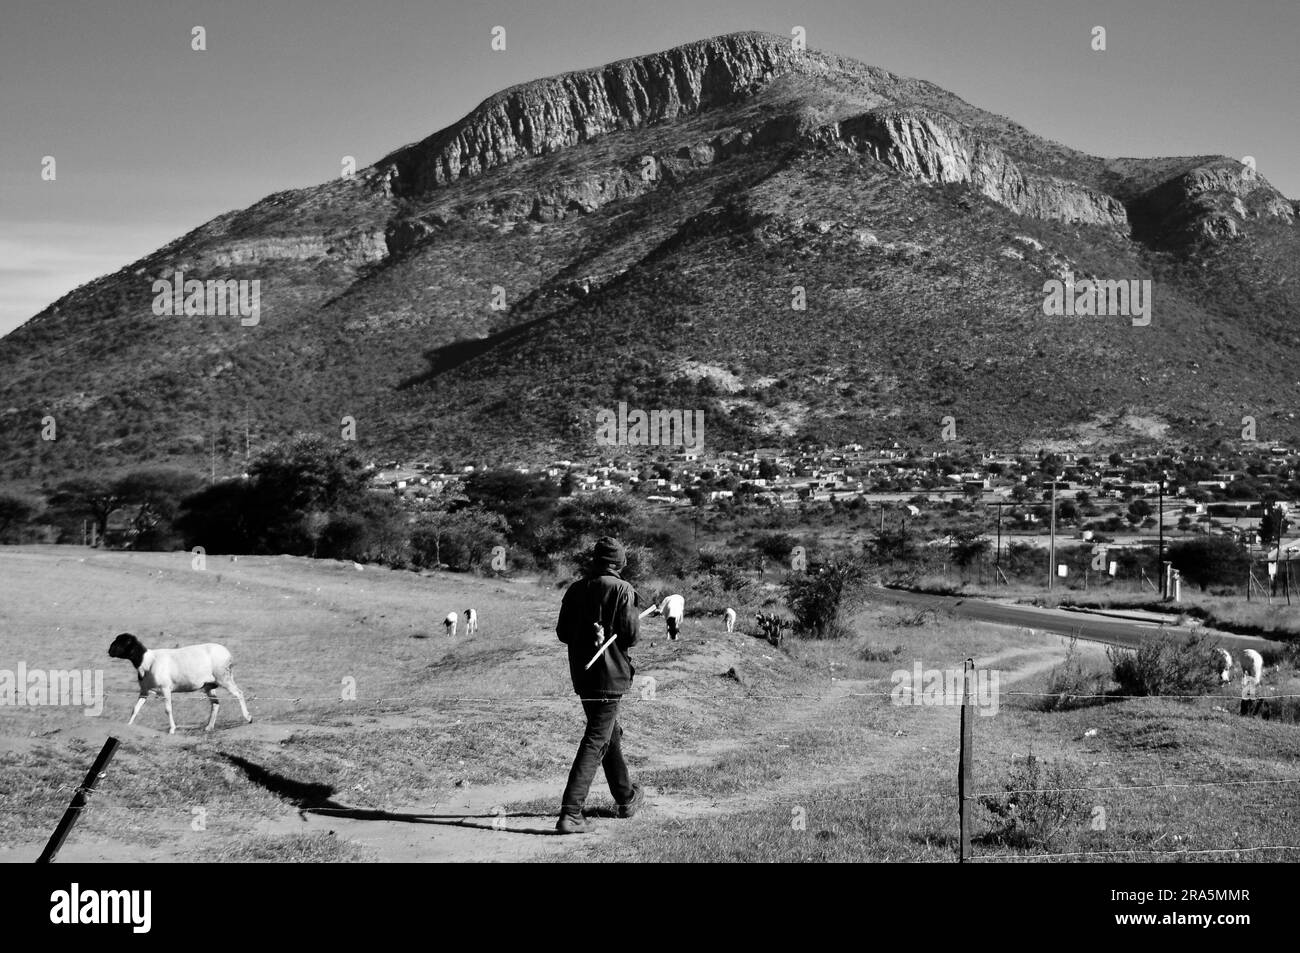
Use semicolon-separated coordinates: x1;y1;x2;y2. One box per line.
223;754;564;835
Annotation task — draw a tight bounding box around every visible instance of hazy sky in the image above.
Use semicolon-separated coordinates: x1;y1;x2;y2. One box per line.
2;0;1296;337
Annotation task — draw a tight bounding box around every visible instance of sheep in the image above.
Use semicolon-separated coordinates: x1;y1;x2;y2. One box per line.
724;608;737;633
1242;648;1264;682
655;594;685;641
464;608;478;637
444;611;458;638
1217;648;1233;683
107;633;251;734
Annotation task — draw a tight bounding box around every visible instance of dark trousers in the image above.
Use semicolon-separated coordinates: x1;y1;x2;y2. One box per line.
560;697;634;814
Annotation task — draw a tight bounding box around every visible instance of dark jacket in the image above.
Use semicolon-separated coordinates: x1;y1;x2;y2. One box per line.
557;567;641;697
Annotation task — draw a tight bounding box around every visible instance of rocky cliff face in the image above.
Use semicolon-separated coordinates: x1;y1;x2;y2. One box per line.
377;32;1138;233
1128;159;1296;244
817;110;1128;227
384;32;818;194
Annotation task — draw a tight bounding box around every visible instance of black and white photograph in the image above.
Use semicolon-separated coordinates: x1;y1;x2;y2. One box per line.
1;0;1295;922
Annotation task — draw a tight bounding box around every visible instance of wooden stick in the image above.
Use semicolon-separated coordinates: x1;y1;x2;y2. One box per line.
585;606;658;671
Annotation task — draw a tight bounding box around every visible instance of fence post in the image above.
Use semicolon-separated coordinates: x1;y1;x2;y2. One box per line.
37;737;119;864
959;657;974;863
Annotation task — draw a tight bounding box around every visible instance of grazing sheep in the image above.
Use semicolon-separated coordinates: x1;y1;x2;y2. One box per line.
724;608;737;633
1217;648;1233;683
107;633;251;734
464;608;478;637
656;594;685;640
1242;648;1264;682
444;612;458;638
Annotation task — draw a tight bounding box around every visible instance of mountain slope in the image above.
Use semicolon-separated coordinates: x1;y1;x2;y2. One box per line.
2;31;1298;481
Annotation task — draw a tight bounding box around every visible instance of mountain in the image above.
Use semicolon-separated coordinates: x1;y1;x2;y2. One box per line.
3;31;1299;483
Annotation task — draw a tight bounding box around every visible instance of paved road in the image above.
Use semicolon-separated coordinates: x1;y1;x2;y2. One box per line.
868;586;1275;652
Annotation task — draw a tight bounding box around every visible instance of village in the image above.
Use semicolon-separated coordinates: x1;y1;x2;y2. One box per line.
367;440;1300;554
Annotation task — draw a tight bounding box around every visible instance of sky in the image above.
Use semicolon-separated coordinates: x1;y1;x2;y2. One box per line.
2;0;1297;338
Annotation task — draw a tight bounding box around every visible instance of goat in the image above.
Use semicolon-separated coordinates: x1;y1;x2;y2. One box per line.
464;608;478;637
724;607;737;633
655;594;685;641
444;611;458;637
107;633;251;734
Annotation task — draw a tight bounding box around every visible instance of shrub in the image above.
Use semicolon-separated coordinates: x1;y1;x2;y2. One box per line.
783;556;871;639
1107;633;1223;697
859;643;904;662
979;754;1091;849
1036;637;1108;711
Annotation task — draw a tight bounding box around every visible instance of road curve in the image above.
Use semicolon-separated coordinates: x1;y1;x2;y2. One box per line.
867;586;1276;653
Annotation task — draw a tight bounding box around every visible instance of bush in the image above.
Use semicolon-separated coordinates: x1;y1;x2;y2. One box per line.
979;754;1091;849
1037;637;1108;711
1107;633;1223;697
859;643;903;662
783;557;871;639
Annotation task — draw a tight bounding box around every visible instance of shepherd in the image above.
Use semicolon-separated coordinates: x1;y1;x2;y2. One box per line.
554;537;648;833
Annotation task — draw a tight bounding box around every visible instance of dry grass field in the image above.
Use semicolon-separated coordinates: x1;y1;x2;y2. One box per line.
2;545;1298;863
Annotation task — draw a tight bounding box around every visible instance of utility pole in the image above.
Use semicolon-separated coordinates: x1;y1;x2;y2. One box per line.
1158;475;1165;599
1048;480;1057;591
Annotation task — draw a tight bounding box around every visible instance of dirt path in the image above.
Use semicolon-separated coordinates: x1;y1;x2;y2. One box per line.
262;636;1080;861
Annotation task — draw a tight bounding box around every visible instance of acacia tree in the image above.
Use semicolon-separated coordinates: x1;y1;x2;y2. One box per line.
48;477;121;545
113;467;205;548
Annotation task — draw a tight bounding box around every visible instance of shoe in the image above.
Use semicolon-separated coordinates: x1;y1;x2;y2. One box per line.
556;813;591;834
617;784;645;819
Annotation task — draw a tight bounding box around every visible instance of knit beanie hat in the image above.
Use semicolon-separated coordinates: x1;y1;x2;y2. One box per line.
592;536;626;571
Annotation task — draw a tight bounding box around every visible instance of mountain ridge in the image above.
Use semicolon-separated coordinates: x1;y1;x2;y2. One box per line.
2;31;1299;483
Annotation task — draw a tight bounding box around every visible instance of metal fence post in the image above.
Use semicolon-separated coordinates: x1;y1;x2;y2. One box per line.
37;737;119;863
959;657;974;862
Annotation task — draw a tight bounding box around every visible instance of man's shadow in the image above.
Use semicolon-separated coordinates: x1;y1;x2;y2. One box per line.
223;754;563;835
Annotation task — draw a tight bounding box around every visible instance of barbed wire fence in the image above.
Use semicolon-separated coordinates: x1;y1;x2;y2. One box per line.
5;669;1300;861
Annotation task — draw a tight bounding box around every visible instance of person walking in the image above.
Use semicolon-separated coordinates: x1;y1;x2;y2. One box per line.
554;537;646;833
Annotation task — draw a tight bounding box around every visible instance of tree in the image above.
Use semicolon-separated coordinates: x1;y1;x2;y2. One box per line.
1126;499;1152;525
1167;537;1249;592
248;433;370;515
755;532;800;564
1259;504;1291;549
461;469;559;555
48;477;121;546
950;530;990;569
113;467;205;549
1010;483;1035;503
177;434;369;555
0;492;40;542
411;505;509;571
